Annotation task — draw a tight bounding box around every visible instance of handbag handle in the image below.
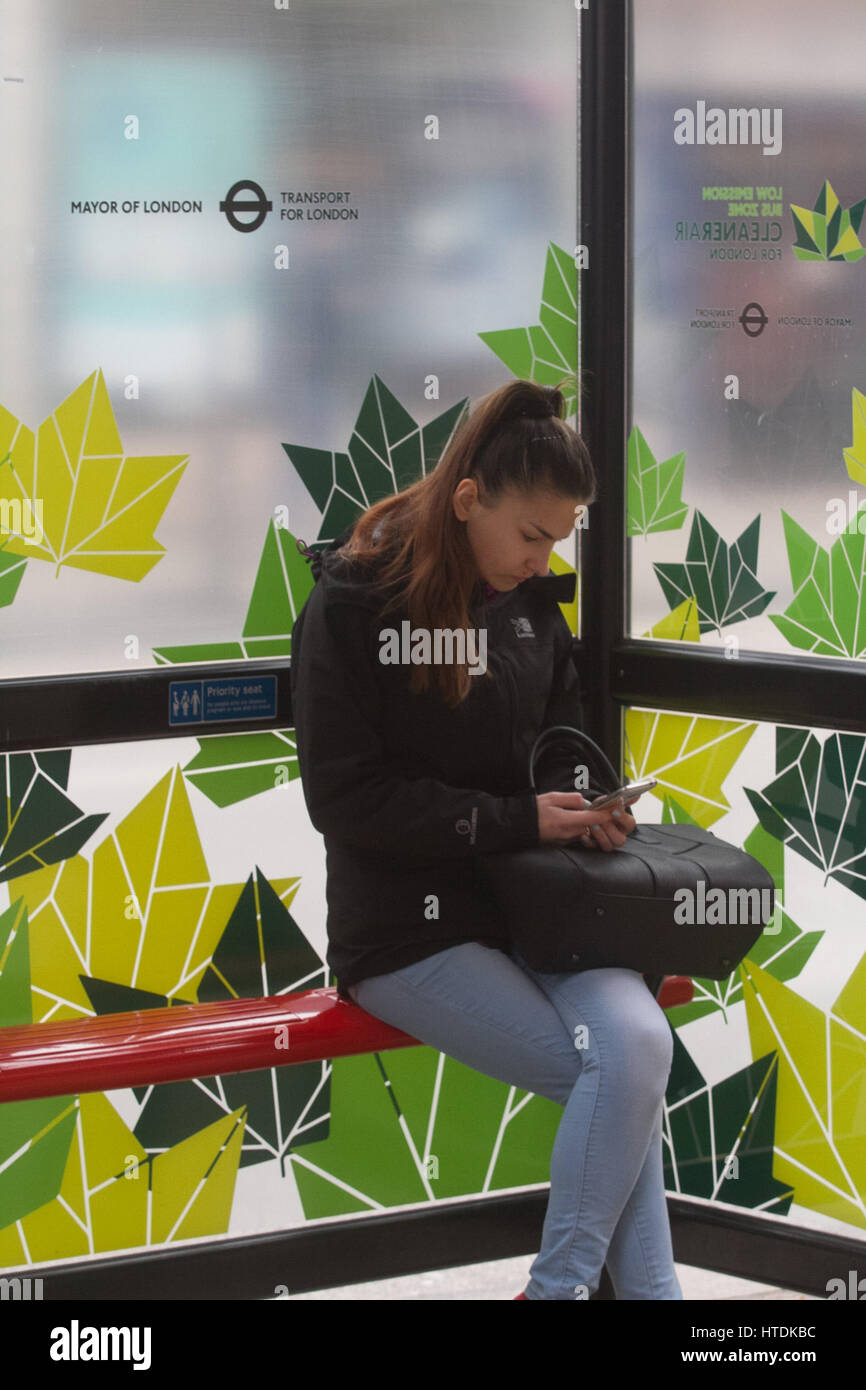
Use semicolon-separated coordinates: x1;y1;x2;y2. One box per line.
528;724;621;795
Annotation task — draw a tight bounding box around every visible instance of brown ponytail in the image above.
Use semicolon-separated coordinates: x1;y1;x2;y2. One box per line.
339;377;596;707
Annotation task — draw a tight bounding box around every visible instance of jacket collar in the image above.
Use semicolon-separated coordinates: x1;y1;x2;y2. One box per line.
517;570;577;604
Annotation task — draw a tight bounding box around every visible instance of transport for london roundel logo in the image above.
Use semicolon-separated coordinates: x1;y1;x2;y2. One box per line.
219;179;273;233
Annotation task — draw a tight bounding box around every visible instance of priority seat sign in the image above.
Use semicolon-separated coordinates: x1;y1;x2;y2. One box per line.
169;676;277;725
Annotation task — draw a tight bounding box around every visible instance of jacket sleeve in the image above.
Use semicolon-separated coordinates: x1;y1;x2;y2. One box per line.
531;609;591;795
290;584;541;861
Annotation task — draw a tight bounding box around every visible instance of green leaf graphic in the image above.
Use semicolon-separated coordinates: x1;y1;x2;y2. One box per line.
654;511;776;634
180;730;301;809
284;375;467;548
153;519;314;666
0;1095;79;1234
663;1031;792;1214
744;728;866;901
478;241;579;416
290;1011;789;1220
626;426;688;536
769;509;866;659
0;542;27;608
0;900;81;1234
0;751;107;885
0;897;32;1026
291;1046;564;1217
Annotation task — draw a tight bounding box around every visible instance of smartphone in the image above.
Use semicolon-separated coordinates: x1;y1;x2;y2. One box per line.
589;778;658;810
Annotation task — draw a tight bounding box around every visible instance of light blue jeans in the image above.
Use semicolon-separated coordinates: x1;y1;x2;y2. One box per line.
346;940;682;1301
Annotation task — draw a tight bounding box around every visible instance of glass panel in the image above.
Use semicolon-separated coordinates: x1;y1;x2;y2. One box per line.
630;0;866;663
0;0;581;679
623;704;866;1241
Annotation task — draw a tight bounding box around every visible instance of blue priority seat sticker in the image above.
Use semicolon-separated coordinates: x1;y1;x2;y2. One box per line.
168;675;277;725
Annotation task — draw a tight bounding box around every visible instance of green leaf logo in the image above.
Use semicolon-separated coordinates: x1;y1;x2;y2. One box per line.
478;242;579;416
790;179;866;262
626;426;688;536
770;509;866;659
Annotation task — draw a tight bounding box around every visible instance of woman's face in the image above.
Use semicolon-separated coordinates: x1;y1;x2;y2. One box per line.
452;480;588;590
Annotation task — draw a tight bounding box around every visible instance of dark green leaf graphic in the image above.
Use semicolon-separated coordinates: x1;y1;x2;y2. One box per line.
0;751;107;884
770;509;866;659
82;868;329;1172
744;728;866;902
626;426;688;536
654;511;776;634
477;241;579;417
284;375;467;548
663;1030;792;1214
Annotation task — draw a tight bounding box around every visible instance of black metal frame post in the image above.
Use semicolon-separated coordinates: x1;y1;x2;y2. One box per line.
574;0;866;1300
578;0;631;769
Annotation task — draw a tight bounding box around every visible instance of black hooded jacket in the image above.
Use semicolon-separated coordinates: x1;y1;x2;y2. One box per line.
289;529;586;995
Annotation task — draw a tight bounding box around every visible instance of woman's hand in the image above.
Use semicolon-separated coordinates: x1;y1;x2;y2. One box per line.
536;792;638;851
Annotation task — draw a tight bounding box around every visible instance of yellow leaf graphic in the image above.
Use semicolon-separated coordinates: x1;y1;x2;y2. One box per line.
642;597;701;643
0;1094;245;1262
741;955;866;1230
12;767;247;1022
549;550;578;634
843;386;866;486
0;369;187;579
624;709;756;826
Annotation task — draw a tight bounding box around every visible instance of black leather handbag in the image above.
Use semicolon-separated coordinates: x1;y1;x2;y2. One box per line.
477;726;774;977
